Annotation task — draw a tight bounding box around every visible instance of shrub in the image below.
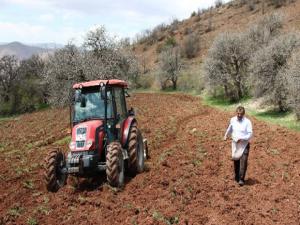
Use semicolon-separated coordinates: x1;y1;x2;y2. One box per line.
215;0;223;8
246;12;283;49
137;73;155;89
177;66;204;93
182;34;200;59
191;11;197;17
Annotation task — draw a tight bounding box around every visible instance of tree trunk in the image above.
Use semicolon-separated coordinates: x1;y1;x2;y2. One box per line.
172;80;177;90
224;84;229;99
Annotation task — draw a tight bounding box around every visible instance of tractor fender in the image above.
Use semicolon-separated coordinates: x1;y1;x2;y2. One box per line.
121;116;137;147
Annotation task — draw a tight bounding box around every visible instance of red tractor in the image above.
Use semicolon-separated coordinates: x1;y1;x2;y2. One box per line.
44;79;148;192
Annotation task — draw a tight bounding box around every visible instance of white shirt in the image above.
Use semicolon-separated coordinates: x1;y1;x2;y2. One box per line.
225;116;253;160
225;116;253;141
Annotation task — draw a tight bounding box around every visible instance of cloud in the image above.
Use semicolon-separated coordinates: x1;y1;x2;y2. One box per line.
0;0;232;43
39;13;55;22
0;21;84;44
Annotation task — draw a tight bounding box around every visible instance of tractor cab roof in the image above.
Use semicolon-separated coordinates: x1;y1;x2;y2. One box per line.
73;79;128;89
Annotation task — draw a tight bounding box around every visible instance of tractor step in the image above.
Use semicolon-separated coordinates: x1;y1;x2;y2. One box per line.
97;163;106;171
68;167;80;173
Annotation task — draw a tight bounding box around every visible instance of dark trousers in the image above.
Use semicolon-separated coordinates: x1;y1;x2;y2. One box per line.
234;143;250;182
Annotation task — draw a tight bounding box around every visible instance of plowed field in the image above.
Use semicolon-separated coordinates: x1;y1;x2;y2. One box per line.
0;93;300;225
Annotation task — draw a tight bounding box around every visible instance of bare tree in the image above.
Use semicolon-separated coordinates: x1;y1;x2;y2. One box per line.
203;32;251;101
158;46;182;90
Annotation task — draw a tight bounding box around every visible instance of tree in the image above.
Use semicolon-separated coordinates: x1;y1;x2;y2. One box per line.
203;32;251;101
0;55;19;103
43;44;83;106
249;33;300;111
158;46;182;90
83;26;140;80
281;51;300;119
43;26;141;106
16;55;46;112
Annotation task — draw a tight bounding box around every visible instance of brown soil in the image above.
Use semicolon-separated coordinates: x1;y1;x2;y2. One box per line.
0;93;300;225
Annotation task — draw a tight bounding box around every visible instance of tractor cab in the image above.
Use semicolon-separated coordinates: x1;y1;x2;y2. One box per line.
44;79;148;192
71;80;130;144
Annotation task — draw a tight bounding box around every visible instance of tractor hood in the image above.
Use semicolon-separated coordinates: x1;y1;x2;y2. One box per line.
69;120;104;152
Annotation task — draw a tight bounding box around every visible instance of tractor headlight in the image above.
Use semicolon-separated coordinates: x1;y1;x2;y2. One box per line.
69;141;76;150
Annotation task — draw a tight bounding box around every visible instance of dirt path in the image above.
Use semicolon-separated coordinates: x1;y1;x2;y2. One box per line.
0;93;299;225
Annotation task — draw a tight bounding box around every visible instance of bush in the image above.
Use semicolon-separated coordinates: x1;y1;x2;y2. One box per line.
191;11;197;17
165;36;177;47
182;34;200;59
137;73;155;89
215;0;223;8
246;12;283;49
270;0;287;8
177;66;204;93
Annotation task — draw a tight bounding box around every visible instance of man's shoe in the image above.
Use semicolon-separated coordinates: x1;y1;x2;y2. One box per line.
238;180;245;186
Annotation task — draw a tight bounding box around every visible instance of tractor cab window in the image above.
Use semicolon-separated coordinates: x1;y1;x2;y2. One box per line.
113;87;127;121
73;88;113;122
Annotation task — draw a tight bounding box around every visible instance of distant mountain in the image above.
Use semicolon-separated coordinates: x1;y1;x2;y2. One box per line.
31;43;64;49
0;42;57;60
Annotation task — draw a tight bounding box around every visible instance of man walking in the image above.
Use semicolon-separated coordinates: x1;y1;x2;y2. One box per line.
224;106;253;186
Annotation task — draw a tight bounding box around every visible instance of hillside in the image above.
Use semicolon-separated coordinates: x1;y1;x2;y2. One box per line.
134;0;300;68
0;42;52;60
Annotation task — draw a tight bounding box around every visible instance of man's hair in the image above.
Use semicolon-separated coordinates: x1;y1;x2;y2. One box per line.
236;106;245;114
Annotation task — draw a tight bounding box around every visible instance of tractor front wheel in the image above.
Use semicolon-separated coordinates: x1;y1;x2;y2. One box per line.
106;142;124;188
44;149;67;192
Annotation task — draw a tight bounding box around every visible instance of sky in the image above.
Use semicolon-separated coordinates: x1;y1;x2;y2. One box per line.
0;0;231;45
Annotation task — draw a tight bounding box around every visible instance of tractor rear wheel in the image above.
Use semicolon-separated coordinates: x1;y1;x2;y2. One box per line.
128;123;145;174
106;142;124;187
44;149;67;192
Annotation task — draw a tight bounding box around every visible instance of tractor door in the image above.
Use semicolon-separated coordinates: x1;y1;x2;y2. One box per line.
114;87;127;121
113;87;127;139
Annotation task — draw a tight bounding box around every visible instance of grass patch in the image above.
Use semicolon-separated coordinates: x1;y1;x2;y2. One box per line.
152;211;179;224
201;95;233;110
35;205;51;216
27;217;38;225
23;180;34;189
158;149;173;163
0;143;8;153
8;205;24;218
252;110;300;131
0;115;18;122
202;94;300;131
54;136;71;145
